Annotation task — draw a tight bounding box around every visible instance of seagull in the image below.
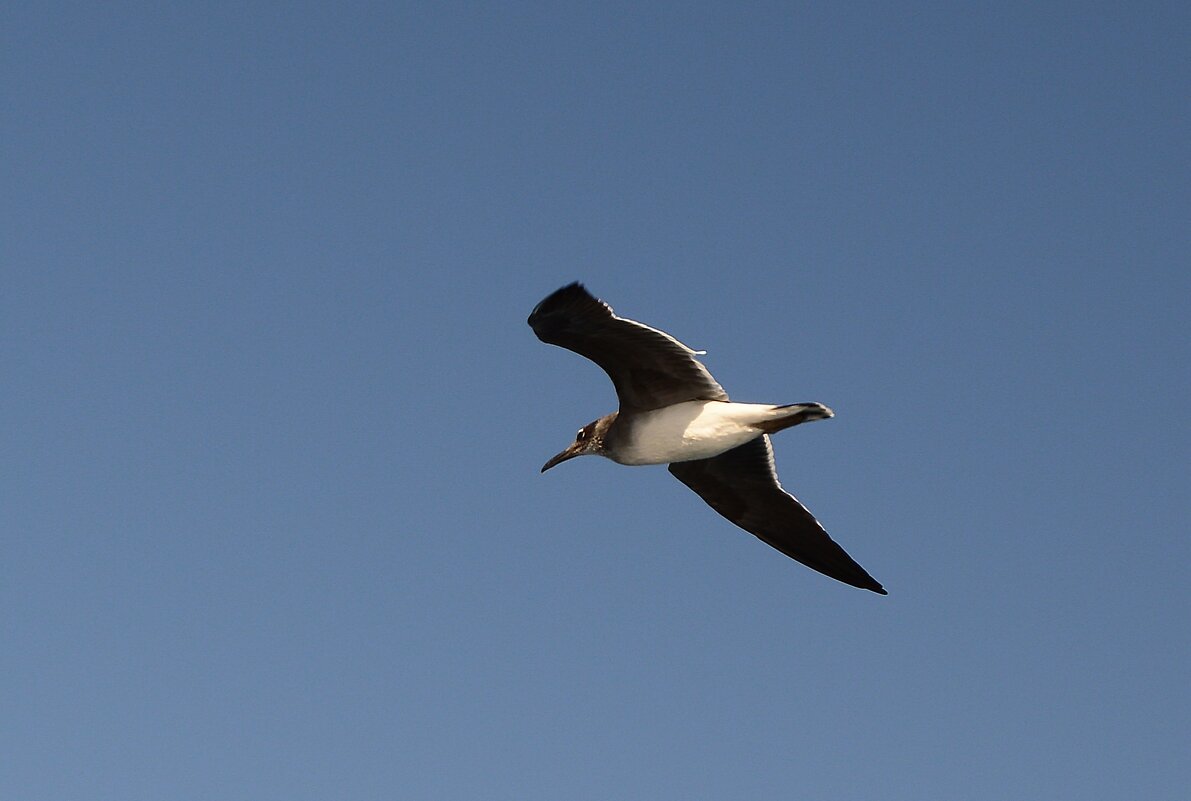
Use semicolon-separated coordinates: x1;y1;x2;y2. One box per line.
529;282;886;594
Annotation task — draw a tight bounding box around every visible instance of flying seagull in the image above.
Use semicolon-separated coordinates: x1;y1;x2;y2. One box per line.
528;282;886;594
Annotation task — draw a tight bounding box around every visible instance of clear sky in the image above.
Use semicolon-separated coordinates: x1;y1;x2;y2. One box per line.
3;2;1188;799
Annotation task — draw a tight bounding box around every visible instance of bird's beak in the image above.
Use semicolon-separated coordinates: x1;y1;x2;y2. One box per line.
541;442;584;473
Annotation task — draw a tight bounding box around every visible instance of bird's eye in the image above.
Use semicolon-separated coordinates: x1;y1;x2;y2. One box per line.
576;428;587;441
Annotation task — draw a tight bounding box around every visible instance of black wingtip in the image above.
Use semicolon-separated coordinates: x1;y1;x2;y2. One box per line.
528;281;588;318
528;282;608;340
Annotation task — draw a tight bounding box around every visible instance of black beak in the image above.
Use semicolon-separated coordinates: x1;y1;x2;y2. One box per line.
541;442;584;473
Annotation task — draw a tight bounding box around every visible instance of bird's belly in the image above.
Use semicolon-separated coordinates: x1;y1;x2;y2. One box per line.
611;401;768;465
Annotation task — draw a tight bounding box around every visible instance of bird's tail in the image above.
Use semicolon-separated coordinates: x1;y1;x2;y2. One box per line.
752;402;834;434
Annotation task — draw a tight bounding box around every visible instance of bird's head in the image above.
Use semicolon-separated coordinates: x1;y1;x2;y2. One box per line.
540;413;617;473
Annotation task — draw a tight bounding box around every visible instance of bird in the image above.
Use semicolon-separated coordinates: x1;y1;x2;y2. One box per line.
528;282;886;594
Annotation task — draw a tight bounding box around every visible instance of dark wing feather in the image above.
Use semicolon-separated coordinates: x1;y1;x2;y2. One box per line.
669;437;886;594
528;283;728;412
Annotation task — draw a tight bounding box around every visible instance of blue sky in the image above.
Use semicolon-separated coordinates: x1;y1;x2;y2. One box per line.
3;2;1188;799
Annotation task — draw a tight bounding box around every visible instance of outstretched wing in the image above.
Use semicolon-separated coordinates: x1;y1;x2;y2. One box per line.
668;437;886;594
528;282;728;412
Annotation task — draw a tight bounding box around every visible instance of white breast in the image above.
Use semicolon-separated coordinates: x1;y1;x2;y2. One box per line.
611;401;778;465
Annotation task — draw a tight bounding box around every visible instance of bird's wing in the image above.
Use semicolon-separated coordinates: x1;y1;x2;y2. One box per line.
668;436;886;594
528;282;729;412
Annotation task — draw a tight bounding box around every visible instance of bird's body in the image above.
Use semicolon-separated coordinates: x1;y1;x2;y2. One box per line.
606;400;831;466
528;282;886;594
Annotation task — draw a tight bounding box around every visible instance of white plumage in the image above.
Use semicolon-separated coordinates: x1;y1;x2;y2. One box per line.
611;401;833;465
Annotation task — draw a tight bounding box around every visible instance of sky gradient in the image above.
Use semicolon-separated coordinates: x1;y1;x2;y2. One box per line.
3;2;1188;799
